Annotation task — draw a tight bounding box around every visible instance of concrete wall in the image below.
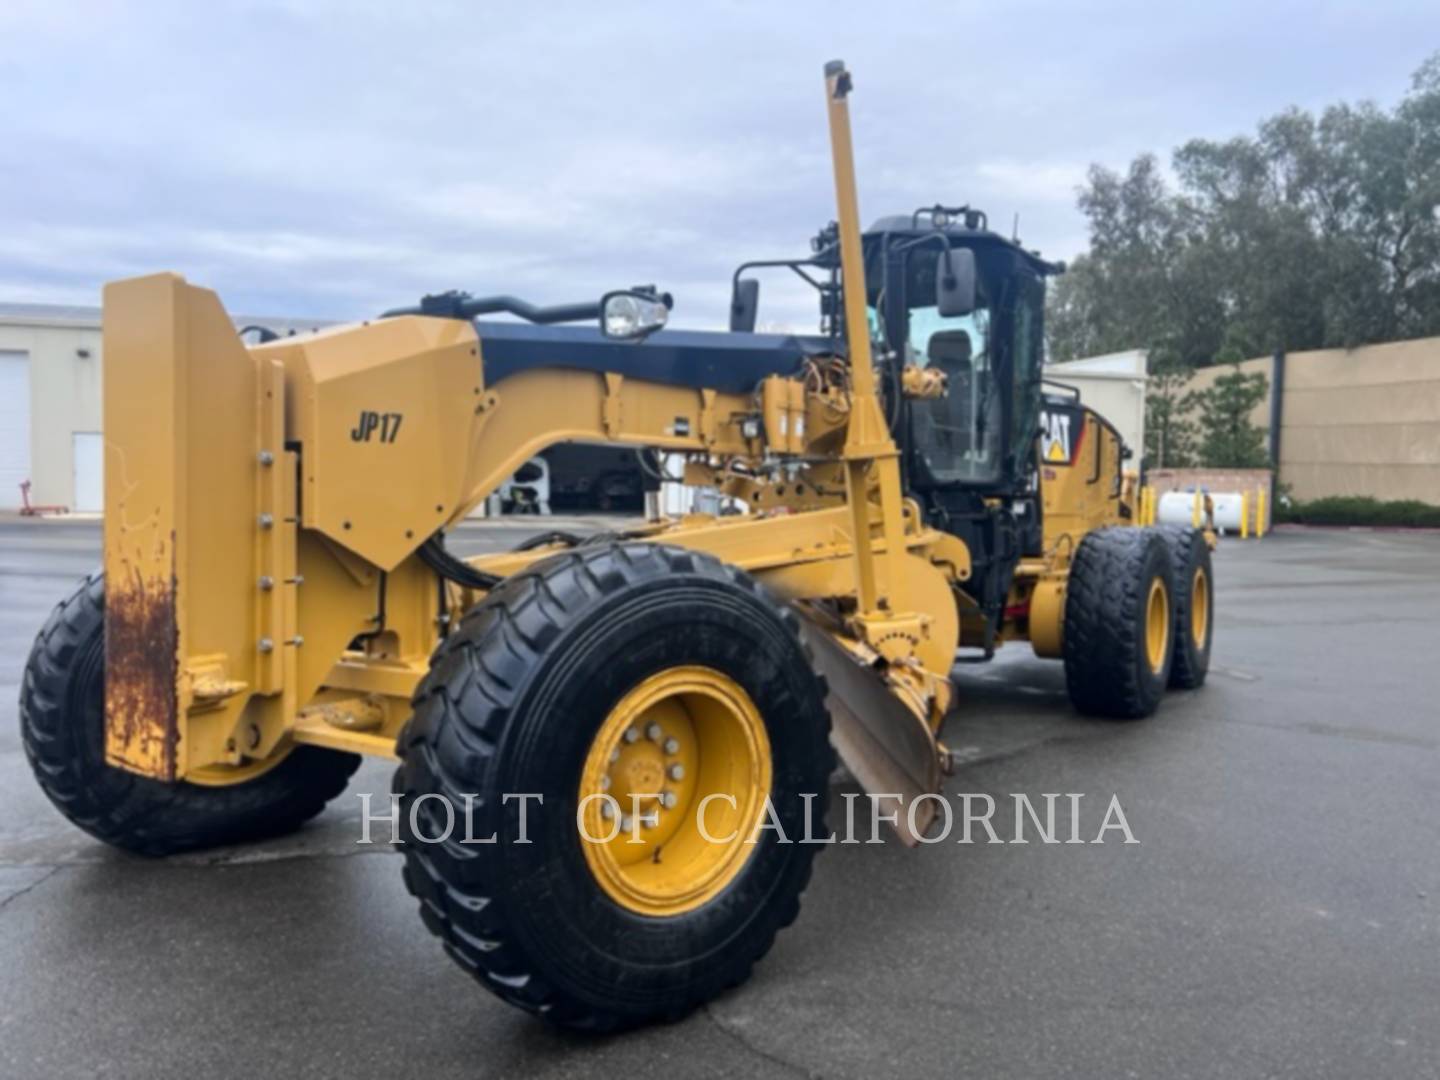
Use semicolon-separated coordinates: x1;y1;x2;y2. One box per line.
1182;355;1274;432
0;314;102;510
1175;336;1440;503
1279;338;1440;503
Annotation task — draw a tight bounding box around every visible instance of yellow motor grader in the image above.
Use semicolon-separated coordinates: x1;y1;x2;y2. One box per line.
20;61;1213;1030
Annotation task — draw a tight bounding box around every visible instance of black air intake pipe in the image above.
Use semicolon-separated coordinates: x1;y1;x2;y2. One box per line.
382;290;600;324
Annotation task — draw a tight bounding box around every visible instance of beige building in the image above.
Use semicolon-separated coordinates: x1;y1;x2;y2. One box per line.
0;304;104;511
1044;350;1148;463
0;302;327;512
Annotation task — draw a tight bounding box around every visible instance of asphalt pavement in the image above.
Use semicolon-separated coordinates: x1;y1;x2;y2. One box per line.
1;517;1436;1078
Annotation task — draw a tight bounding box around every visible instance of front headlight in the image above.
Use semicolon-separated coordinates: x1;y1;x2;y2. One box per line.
601;289;671;340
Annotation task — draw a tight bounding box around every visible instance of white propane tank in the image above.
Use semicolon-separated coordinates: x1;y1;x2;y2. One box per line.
1156;491;1247;532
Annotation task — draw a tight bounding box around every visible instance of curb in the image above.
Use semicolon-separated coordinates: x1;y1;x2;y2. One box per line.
0;512;103;526
1271;522;1440;534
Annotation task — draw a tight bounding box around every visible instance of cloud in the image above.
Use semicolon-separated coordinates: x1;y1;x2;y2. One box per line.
973;160;1088;205
0;1;1432;325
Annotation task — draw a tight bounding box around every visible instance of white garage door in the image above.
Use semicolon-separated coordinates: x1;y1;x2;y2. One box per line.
73;431;103;513
0;351;31;509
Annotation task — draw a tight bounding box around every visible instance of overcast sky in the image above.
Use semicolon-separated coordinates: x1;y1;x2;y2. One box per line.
1;1;1435;329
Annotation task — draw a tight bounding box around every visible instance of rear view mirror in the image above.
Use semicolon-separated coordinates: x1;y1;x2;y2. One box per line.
935;248;977;317
730;278;759;332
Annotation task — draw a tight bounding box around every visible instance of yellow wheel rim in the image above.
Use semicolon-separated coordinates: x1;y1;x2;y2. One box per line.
186;744;295;787
578;666;771;917
1190;566;1209;647
1145;577;1170;675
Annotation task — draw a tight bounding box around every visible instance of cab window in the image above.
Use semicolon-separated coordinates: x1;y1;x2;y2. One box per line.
1010;273;1045;468
908;298;1001;484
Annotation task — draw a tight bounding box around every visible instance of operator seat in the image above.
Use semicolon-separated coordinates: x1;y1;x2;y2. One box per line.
924;330;974;456
927;329;972;379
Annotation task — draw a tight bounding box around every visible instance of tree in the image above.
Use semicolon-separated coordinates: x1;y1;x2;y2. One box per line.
1047;156;1223;370
1144;363;1198;468
1191;364;1270;468
1048;52;1440;365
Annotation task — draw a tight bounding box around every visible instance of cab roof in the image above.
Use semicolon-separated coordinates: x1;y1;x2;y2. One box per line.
864;214;1064;277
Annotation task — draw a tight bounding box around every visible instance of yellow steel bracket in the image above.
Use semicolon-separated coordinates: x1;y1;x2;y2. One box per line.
603;373;624;437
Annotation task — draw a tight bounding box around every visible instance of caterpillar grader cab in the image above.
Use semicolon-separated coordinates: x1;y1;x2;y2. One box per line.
19;61;1214;1030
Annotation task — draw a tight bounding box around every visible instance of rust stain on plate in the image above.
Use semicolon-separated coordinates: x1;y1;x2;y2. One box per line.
105;536;180;781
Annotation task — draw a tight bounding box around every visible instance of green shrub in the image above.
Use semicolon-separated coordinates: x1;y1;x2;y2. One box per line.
1278;496;1440;528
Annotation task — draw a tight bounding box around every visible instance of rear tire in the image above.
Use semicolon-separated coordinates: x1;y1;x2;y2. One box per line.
393;542;833;1031
19;572;361;856
1062;528;1175;719
1155;526;1214;689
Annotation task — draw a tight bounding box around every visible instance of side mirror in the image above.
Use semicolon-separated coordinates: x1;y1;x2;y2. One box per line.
601;289;672;341
935;248;977;317
730;278;759;332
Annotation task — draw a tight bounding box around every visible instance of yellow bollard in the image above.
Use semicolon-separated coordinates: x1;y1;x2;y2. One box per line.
1240;491;1249;538
1257;487;1267;537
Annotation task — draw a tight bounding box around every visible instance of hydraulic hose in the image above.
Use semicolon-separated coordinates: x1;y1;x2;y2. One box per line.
511;530;586;551
417;534;502;591
420;526;640;593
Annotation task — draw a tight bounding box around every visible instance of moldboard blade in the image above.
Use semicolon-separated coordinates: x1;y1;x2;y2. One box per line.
800;619;944;846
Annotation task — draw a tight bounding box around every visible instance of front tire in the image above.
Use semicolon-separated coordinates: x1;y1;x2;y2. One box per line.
1062;528;1176;719
19;572;361;856
394;543;833;1031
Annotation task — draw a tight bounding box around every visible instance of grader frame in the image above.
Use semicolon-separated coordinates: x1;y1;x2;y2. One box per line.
100;64;989;837
97;62;1165;848
23;58;1220;1030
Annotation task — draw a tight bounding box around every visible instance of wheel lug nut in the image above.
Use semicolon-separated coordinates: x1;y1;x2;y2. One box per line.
620;814;632;832
663;737;679;755
610;748;621;763
668;764;685;781
600;775;611;791
600;802;614;820
646;722;663;741
660;790;677;809
624;726;640;743
641;815;656;830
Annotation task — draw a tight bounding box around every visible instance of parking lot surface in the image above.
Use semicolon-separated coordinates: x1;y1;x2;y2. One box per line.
1;519;1436;1078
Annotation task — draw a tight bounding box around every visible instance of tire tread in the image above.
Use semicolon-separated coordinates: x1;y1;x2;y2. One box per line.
1062;527;1174;719
394;542;832;1031
19;571;360;857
